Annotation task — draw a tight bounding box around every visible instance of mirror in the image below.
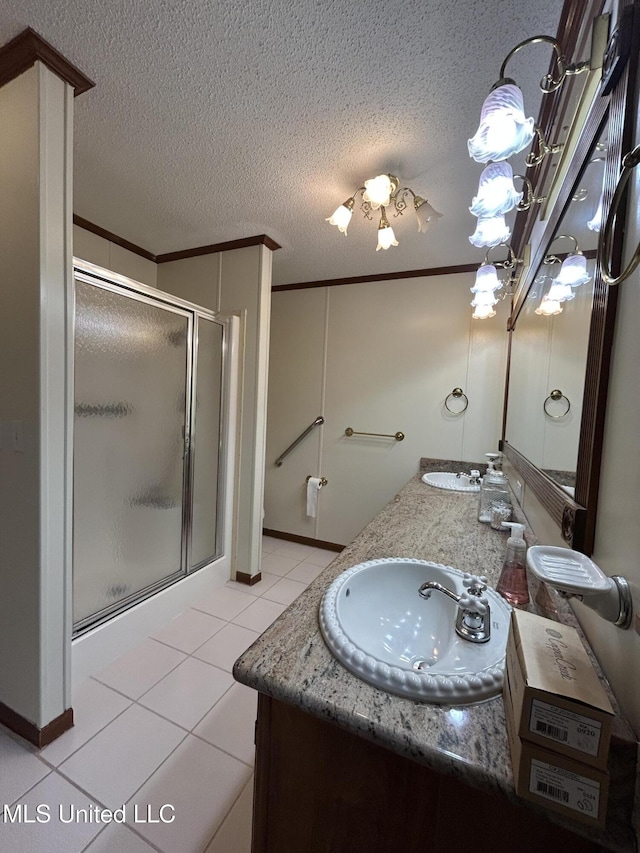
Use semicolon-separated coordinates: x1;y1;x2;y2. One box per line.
505;122;607;494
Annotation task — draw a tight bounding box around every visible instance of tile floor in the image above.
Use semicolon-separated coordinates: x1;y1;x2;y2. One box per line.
0;537;337;853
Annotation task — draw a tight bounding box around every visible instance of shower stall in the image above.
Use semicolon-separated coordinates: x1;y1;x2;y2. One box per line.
72;261;232;636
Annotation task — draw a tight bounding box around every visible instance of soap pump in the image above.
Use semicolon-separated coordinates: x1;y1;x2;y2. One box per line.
496;522;529;606
477;452;511;523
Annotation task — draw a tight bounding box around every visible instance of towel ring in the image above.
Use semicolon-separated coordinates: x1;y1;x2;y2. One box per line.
543;389;570;419
599;144;640;286
444;388;469;414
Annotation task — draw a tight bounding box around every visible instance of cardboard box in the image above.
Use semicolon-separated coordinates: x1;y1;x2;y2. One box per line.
505;609;613;769
504;679;610;828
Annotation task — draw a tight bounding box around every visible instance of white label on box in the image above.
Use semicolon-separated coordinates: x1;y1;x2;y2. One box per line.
529;759;601;818
529;699;601;756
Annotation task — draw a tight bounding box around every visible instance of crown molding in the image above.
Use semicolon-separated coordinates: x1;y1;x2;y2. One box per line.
0;27;94;95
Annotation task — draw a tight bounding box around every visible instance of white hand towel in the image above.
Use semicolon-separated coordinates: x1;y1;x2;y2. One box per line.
306;477;323;518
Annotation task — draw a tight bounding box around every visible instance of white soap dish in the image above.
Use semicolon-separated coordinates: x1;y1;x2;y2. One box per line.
527;546;632;629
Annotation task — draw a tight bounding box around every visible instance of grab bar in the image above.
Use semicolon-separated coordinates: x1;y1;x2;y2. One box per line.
345;427;405;441
275;416;324;466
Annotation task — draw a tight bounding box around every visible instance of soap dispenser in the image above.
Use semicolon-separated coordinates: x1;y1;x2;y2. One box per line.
496;522;529;606
477;452;511;523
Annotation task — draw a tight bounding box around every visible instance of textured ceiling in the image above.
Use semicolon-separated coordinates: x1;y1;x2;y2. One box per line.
0;0;564;285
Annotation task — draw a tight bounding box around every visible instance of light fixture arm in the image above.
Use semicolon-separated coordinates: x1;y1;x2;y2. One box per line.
543;234;582;265
482;243;523;270
525;125;564;167
513;174;547;211
497;34;590;94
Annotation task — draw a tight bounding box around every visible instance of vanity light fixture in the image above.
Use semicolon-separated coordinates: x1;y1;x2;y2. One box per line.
469;213;511;248
535;294;563;316
468;34;590;165
543;235;591;289
469;164;547;240
470;243;523;319
326;174;442;251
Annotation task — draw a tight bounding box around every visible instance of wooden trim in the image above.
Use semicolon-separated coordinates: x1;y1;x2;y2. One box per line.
273;263;478;292
0;28;94;95
0;702;74;749
73;215;157;262
235;571;263;586
501;440;587;550
262;528;344;552
156;235;281;263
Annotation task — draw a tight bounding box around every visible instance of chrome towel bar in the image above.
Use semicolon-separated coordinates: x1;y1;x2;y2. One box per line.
275;416;324;466
345;427;405;441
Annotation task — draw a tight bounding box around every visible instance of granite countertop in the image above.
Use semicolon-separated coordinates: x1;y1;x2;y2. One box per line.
234;463;637;853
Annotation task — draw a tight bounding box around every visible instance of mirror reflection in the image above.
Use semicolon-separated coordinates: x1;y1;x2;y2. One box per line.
505;121;608;491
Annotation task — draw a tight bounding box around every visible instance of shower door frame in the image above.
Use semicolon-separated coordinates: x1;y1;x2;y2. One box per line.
72;259;231;635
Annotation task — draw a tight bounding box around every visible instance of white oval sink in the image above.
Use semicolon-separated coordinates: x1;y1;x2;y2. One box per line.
422;472;480;492
319;558;511;705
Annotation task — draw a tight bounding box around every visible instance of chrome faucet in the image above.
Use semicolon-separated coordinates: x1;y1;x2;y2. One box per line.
418;574;491;643
456;469;481;485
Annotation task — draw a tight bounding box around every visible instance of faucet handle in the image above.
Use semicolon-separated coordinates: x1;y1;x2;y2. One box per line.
463;573;488;595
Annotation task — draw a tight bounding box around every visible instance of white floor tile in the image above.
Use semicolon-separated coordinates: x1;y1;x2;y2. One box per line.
261;535;281;553
261;576;307;606
194;683;257;766
0;729;49;806
94;638;187;700
225;571;280;597
193;623;259;673
59;704;185;809
0;772;102;853
193;586;254;621
204;773;253;853
40;679;131;767
126;735;251;853
273;540;315;560
305;547;339;568
139;658;233;730
259;552;300;577
151;608;226;654
85;823;158;852
232;599;286;633
287;560;326;584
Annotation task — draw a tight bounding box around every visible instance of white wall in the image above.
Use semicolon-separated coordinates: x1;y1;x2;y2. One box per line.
0;65;73;728
73;224;158;288
265;273;509;545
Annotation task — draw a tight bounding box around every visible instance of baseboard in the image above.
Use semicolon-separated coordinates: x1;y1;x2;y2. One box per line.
235;571;262;586
262;528;344;552
0;702;74;749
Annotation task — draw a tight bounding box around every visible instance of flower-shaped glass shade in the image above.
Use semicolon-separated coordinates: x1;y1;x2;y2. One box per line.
469;214;511;248
468;83;536;163
535;295;563;316
469;163;523;217
376;224;398;251
587;197;603;232
363;175;394;209
326;204;353;234
471;264;502;293
415;198;443;233
471;290;499;308
547;281;575;302
472;303;497;319
553;253;591;287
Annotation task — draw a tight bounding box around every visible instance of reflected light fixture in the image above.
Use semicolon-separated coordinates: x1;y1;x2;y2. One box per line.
468;34;590;165
543;235;591;289
327;174;442;250
587;196;604;232
535;294;563;316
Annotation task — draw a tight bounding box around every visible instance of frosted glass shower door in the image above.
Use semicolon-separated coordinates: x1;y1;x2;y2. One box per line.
73;278;191;630
189;316;224;570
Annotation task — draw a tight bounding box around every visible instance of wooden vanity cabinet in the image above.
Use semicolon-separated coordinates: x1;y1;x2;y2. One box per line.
252;694;605;853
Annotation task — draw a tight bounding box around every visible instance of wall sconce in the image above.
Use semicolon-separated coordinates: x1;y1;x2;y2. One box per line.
543;235;591;289
326;174;442;250
468;34;590;165
470;244;523;319
470;163;547;221
469;214;511;248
